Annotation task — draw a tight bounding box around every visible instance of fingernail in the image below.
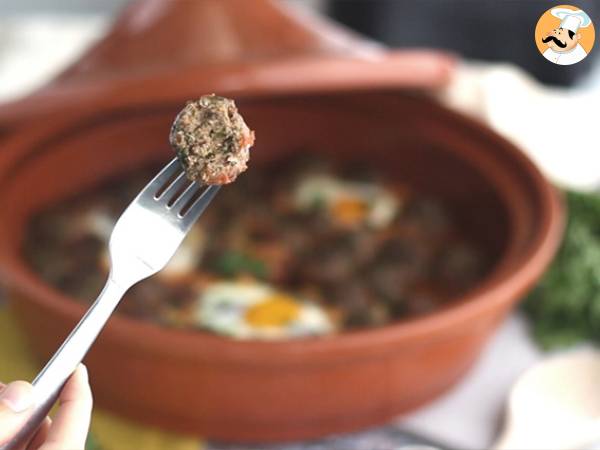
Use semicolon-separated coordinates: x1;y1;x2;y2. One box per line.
0;381;34;413
79;364;89;382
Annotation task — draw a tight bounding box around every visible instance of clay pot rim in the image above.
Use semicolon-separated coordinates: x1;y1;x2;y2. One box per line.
0;51;455;129
0;90;563;365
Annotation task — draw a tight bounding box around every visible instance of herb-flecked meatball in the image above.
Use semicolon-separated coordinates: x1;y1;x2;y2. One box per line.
170;94;255;185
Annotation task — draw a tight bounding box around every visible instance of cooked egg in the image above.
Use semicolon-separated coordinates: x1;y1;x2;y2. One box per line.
72;207;116;242
294;174;399;229
195;281;334;339
74;208;116;272
96;212;206;279
160;225;206;279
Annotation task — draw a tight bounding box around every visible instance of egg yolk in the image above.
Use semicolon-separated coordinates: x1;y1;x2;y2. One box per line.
331;197;368;225
245;294;301;327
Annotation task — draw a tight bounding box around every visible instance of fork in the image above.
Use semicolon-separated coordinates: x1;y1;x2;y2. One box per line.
2;158;220;450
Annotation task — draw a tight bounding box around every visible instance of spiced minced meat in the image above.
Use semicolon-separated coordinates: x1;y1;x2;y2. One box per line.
25;154;492;333
169;94;255;185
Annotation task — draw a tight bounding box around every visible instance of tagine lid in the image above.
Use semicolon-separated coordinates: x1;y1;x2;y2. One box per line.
0;0;454;132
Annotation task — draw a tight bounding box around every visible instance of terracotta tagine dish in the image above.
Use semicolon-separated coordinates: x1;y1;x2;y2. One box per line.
0;0;562;443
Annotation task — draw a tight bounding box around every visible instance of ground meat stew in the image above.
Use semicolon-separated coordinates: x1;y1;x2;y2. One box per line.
25;155;491;339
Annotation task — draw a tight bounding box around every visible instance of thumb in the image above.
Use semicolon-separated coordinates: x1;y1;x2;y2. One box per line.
0;381;35;444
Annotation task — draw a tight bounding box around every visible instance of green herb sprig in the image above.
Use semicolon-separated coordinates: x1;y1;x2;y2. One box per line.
524;190;600;349
211;250;268;280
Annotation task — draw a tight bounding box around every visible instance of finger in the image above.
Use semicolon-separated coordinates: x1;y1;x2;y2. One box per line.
26;417;51;450
41;365;92;450
0;381;35;445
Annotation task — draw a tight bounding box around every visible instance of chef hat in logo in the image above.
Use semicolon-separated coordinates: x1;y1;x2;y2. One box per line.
551;7;592;33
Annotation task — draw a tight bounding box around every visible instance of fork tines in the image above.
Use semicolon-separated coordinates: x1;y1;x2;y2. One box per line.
145;158;221;221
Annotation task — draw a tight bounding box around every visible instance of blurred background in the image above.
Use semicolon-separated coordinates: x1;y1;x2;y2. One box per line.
2;0;600;103
2;1;600;450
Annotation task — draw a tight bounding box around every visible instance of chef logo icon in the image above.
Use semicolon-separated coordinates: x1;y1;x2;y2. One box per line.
535;5;595;65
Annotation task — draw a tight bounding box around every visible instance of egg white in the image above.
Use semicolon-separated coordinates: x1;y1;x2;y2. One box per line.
294;174;399;229
195;281;334;339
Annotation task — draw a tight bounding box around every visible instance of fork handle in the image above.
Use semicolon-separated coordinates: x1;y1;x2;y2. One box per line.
1;278;127;450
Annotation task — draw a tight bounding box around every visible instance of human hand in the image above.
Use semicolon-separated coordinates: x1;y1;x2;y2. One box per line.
0;365;92;450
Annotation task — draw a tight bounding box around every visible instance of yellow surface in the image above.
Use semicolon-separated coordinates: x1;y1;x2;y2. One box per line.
245;294;301;327
0;306;202;450
331;198;368;226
